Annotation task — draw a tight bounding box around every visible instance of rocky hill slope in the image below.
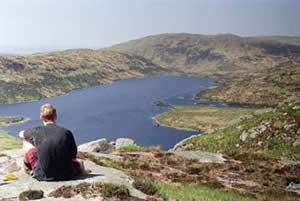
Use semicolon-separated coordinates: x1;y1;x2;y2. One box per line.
110;33;300;76
110;33;300;106
255;36;300;46
0;49;170;103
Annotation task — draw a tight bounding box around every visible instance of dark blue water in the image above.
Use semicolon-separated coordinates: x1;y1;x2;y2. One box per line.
0;76;218;150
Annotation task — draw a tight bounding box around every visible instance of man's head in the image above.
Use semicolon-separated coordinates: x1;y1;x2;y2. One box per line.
40;103;57;123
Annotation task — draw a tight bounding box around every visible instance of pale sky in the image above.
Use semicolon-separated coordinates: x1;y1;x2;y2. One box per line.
1;0;300;54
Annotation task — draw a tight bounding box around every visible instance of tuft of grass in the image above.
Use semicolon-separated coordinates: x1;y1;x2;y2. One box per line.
49;182;130;199
118;144;142;152
100;183;130;198
133;177;157;195
19;190;44;201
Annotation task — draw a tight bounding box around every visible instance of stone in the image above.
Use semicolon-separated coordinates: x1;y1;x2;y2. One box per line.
172;151;227;164
297;128;300;135
286;182;300;195
78;138;113;153
240;131;248;141
216;172;259;188
292;139;300;147
0;155;20;175
284;124;297;131
257;141;263;146
0;149;147;201
115;138;135;149
173;143;193;152
280;160;300;166
292;105;300;110
240;120;270;141
236;125;243;131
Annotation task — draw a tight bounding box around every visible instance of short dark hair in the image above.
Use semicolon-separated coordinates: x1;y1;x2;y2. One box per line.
40;103;57;122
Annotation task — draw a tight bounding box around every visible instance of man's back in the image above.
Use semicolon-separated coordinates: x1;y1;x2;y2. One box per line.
24;124;77;181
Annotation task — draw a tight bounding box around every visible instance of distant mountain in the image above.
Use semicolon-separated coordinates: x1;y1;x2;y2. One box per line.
109;33;300;106
0;49;169;103
109;33;300;76
254;36;300;46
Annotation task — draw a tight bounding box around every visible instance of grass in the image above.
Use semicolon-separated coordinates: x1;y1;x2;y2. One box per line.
154;182;287;201
0;131;22;151
118;144;142;152
154;105;255;131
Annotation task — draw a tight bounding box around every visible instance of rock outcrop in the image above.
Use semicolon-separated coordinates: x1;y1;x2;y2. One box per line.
0;149;146;201
172;151;227;164
115;138;135;149
78;138;113;153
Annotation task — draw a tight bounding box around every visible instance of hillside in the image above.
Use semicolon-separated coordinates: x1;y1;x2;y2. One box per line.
110;33;300;76
110;33;300;106
255;36;300;46
0;49;170;103
199;62;300;106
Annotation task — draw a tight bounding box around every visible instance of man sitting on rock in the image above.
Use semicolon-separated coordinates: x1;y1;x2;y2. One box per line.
19;103;85;181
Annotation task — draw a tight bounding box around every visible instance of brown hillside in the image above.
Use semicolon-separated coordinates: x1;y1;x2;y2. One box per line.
0;49;169;103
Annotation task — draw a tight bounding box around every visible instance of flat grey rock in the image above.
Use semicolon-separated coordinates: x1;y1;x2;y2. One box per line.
286;182;300;195
115;138;135;149
87;152;123;161
0;149;146;201
78;138;113;153
280;160;300;166
172;151;227;164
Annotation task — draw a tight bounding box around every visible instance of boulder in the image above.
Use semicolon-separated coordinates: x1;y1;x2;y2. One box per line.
172;151;227;164
292;139;300;147
0;154;20;175
115;138;135;149
78;138;113;153
286;182;300;195
240;120;270;141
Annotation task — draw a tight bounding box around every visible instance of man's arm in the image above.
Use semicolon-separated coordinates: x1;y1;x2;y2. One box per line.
19;128;39;145
19;130;25;139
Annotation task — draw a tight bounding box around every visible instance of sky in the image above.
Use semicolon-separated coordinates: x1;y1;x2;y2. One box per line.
0;0;300;54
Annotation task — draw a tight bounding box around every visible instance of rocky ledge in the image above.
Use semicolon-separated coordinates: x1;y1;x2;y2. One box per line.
0;138;146;201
